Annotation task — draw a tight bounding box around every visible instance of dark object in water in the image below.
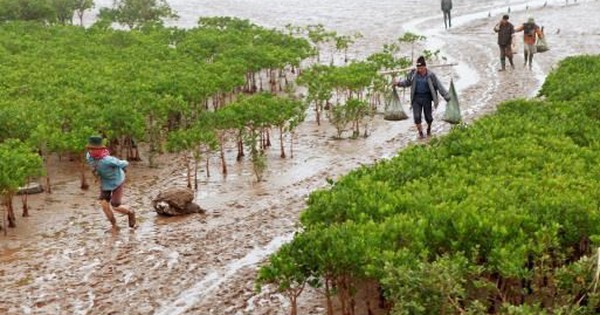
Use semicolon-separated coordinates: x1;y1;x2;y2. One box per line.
17;182;44;195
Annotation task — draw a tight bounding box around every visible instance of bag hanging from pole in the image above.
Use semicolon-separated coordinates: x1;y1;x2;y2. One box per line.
535;36;549;53
384;87;408;121
443;79;462;124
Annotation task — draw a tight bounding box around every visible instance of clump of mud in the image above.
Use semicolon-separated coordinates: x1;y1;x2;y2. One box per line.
152;187;205;216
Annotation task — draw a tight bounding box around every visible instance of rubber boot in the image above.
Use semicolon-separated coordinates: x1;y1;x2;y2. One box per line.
508;57;515;69
498;59;506;71
100;200;117;228
426;124;432;137
416;124;425;139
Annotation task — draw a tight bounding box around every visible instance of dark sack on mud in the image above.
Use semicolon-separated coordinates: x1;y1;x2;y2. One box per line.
443;79;462;124
384;87;409;121
535;36;549;53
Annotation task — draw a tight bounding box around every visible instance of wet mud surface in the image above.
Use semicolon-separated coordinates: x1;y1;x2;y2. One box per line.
2;1;600;314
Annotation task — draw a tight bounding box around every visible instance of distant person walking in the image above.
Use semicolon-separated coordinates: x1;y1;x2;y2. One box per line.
494;14;515;71
441;0;453;29
393;56;451;139
86;136;136;230
515;16;544;70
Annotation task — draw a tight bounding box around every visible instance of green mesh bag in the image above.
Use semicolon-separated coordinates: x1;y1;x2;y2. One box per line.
443;79;461;124
384;87;408;121
536;37;549;53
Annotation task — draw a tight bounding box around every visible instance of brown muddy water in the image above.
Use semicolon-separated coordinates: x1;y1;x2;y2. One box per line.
2;1;600;314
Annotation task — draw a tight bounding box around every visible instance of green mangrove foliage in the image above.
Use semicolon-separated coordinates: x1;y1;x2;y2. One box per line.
0;0;89;24
257;55;600;314
0;18;311;157
0;140;43;232
398;32;426;63
296;35;414;137
0;17;313;228
0;0;167;28
166;93;305;183
99;0;178;30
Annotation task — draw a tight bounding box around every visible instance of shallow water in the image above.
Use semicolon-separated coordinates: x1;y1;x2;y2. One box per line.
2;0;600;314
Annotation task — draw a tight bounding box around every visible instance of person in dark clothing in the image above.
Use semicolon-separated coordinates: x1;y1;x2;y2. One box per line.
494;14;515;71
441;0;453;29
392;56;451;139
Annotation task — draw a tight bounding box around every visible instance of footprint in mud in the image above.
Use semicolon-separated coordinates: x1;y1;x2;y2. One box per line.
115;254;132;264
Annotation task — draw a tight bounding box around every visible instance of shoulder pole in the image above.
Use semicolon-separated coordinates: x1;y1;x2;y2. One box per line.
378;62;458;75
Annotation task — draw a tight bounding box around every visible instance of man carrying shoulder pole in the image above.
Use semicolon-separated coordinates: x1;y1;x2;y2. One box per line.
392;56;451;139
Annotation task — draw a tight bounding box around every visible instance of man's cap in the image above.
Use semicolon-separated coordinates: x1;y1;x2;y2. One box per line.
86;135;106;149
502;14;509;20
416;56;426;67
527;16;535;23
